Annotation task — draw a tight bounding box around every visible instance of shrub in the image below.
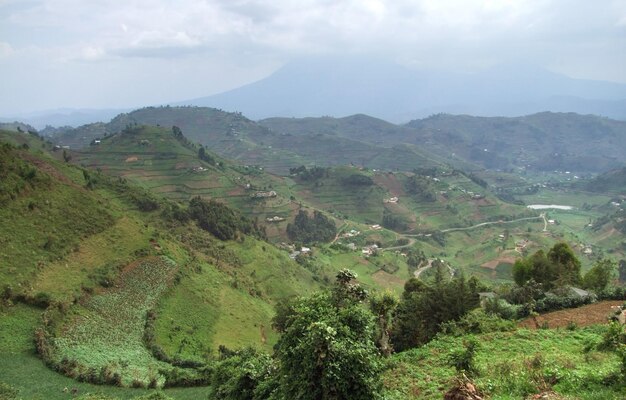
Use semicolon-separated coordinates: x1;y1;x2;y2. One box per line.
447;338;479;377
0;382;19;400
209;347;275;400
441;309;516;335
599;322;626;351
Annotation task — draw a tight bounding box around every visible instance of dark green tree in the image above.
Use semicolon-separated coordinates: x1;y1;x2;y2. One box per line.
548;242;582;286
583;258;616;292
618;260;626;284
369;291;399;357
286;210;336;244
391;274;479;351
512;243;582;290
272;270;382;400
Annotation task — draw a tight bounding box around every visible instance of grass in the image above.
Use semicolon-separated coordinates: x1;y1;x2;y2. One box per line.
0;145;114;292
29;216;152;303
384;325;625;400
154;234;321;358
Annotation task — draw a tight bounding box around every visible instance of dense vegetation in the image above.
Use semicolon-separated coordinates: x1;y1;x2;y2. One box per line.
512;242;582;289
391;273;481;351
187;196;261;241
2;110;626;400
286;210;337;244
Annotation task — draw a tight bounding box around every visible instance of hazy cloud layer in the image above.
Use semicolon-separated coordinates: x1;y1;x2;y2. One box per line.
1;0;625;114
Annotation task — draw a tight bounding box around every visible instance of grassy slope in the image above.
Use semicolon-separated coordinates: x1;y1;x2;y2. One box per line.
0;137;114;293
385;325;625;400
0;134;322;394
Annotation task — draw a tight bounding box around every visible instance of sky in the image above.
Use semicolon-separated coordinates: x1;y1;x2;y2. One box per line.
1;0;625;115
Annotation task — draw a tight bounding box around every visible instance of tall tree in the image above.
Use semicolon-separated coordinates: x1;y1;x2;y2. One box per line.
583;258;616;291
272;270;382;400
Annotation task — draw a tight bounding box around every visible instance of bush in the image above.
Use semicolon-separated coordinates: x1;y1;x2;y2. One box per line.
188;196;258;241
599;322;626;351
534;292;596;313
483;297;525;320
209;347;275;400
447;338;479;377
441;309;516;335
0;382;19;400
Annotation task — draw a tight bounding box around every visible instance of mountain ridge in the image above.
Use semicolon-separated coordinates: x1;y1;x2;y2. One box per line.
180;58;626;122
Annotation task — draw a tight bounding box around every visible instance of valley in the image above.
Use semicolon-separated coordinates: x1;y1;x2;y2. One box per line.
0;106;625;400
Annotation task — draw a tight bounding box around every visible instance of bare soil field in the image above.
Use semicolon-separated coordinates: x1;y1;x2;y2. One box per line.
518;300;624;329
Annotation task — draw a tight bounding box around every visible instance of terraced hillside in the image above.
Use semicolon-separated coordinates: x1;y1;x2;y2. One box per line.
0;136;323;395
50;106;446;175
72;125;300;240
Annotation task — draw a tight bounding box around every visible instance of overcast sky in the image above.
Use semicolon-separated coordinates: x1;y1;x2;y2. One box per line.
1;0;625;115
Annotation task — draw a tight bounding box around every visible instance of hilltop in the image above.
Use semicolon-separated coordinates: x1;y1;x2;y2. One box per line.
47;106;626;175
262;112;626;173
51;106;444;175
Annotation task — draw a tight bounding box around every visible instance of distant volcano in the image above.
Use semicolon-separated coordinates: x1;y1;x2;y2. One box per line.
180;56;626;122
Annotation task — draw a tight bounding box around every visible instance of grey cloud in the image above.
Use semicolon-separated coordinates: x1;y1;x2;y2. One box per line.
1;0;625;114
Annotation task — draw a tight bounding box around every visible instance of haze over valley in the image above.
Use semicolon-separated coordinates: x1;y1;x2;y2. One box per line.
1;1;625;400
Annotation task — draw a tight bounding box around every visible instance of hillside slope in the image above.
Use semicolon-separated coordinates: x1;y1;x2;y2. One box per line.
0;134;322;391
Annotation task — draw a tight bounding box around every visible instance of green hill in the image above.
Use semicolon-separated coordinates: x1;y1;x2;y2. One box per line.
261;112;626;174
49;106;446;175
406;112;626;173
0;135;323;395
584;166;626;194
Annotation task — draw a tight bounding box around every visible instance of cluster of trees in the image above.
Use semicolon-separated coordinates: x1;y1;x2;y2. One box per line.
485;243;625;319
198;146;216;165
404;175;436;202
210;270;385;400
288;166;328;181
341;173;373;186
391;273;481;351
286;210;336;244
381;209;406;231
513;242;622;293
188;196;258;241
208;269;494;399
512;242;582;290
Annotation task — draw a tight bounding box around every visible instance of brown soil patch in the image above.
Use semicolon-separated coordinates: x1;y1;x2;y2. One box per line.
474;198;493;207
518;300;624;329
372;270;406;290
481;256;516;270
372;173;405;197
596;228;618;242
260;325;267;344
227;188;245;196
125;156;138;162
21;152;80;188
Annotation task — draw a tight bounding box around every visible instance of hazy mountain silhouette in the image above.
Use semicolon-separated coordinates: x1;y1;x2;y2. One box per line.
182;56;626;122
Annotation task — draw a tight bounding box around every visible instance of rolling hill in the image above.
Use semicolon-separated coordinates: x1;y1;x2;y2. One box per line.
261;112;626;173
0;132;323;393
51;106;445;175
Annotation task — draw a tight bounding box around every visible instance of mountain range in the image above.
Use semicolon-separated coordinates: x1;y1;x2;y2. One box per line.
182;57;626;122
